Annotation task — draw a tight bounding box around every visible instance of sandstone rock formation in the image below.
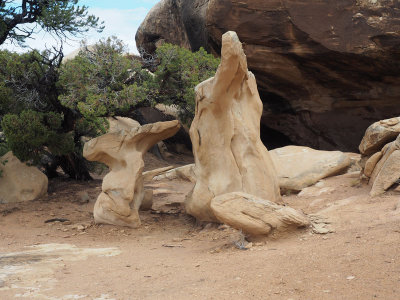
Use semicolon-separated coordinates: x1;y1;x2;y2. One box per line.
0;152;48;204
136;0;400;151
83;119;180;227
359;117;400;156
185;31;281;222
360;117;400;196
151;164;196;182
270;146;351;191
210;192;309;236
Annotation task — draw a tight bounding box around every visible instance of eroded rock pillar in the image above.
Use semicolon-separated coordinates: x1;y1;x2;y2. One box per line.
84;118;180;227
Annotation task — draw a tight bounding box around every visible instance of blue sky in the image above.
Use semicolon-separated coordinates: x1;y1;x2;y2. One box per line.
1;0;160;54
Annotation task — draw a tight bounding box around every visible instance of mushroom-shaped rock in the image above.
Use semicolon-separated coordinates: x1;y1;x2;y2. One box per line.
210;192;309;236
186;31;281;222
83;119;180;227
359;117;400;156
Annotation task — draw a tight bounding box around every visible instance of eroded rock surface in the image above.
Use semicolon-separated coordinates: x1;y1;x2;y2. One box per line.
210;192;309;236
359;117;400;156
185;31;281;222
0;152;48;204
270;146;351;191
83;119;180;227
136;0;400;151
360;117;400;196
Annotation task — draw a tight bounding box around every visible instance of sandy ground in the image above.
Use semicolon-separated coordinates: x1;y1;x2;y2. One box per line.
1;153;400;300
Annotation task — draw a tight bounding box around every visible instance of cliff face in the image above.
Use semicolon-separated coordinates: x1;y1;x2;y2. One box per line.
135;0;400;151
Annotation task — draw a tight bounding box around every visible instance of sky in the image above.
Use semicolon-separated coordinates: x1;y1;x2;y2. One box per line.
0;0;160;55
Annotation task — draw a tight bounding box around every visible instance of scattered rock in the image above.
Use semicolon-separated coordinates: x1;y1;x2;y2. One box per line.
186;31;281;222
0;151;48;204
210;192;309;236
270;146;351;191
83;118;180;227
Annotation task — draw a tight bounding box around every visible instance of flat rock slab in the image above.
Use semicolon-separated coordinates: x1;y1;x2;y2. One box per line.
270;146;351;191
210;192;309;236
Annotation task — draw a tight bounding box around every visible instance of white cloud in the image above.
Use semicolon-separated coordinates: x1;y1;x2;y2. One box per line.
0;7;151;56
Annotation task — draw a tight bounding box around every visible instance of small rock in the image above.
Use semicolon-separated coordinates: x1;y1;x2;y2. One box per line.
218;224;230;230
312;223;330;234
172;238;181;242
78;191;90;204
76;225;85;231
346;275;355;280
244;242;253;249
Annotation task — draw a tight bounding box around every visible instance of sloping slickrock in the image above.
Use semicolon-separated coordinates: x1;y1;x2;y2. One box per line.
186;31;281;222
83;119;180;227
0;152;48;204
210;192;309;236
136;0;400;152
359;117;400;155
270;146;351;191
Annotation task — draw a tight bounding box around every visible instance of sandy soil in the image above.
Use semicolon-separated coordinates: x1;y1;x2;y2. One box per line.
1;153;400;300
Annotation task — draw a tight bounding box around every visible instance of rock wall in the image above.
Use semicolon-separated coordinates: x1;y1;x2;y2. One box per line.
135;0;400;151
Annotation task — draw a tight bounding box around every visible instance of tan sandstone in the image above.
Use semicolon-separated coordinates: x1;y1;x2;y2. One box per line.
83;119;180;227
270;146;351;191
369;135;400;185
370;150;400;197
210;192;309;236
0;152;48;203
185;31;281;222
359;117;400;155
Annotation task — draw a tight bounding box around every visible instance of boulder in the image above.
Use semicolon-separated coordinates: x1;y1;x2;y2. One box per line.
0;152;48;204
210;192;309;236
370;150;400;197
83;119;180;227
270;146;351;191
359;117;400;155
186;31;281;222
369;135;400;184
136;0;400;152
364;152;383;177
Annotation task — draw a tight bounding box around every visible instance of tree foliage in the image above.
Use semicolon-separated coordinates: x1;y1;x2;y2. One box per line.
153;44;220;123
0;37;219;180
0;0;104;46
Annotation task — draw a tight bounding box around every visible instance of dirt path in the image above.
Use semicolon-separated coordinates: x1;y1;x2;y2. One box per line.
1;161;400;299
